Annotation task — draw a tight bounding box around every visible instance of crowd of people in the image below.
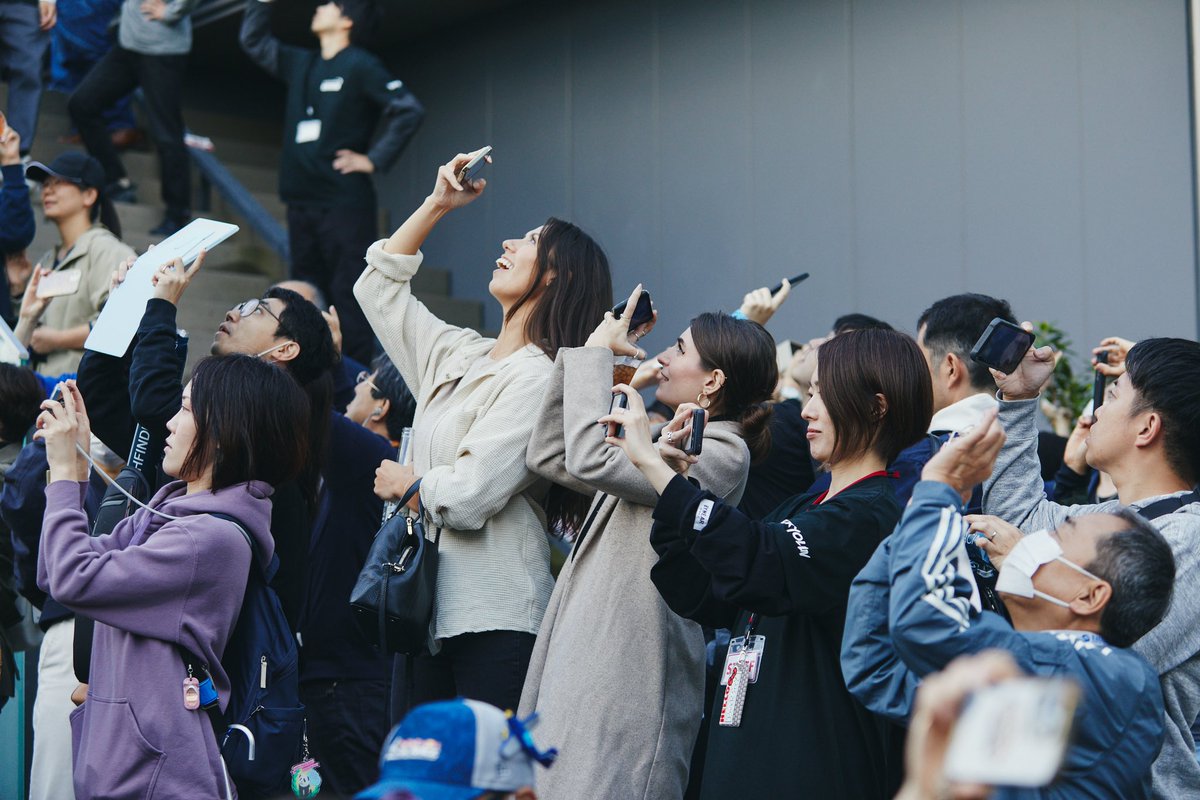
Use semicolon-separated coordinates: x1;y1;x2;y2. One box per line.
3;5;1200;800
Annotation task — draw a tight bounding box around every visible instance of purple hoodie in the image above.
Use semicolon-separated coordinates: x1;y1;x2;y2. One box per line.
38;478;276;800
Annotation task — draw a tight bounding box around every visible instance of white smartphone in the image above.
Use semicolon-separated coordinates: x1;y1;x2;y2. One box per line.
36;270;82;299
942;676;1079;788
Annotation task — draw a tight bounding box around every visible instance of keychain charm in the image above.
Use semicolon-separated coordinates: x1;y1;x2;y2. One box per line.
291;722;322;797
182;676;200;710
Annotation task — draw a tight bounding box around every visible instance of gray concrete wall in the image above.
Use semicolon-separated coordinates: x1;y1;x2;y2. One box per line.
378;0;1197;367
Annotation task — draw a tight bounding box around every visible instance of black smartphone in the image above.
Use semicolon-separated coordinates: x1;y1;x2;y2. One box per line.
769;272;810;294
1092;351;1109;414
684;408;705;456
970;318;1036;374
457;146;492;185
612;290;654;330
607;392;629;439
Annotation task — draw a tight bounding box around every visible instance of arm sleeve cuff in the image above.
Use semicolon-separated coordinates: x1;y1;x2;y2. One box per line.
1;163;26;184
137;298;180;333
364;240;424;282
653;473;704;527
997;397;1041;440
911;479;966;508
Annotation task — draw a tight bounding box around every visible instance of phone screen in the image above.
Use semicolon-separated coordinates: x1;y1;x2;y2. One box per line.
971;319;1035;374
943;677;1079;787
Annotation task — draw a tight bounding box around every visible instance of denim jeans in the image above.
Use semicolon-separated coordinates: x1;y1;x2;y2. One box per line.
299;677;391;796
0;2;50;155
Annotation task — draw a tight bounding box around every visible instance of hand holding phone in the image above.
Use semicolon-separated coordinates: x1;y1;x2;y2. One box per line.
611;289;654;331
1092;351;1108;414
606;392;629;439
683;408;705;456
456;145;492;186
970;319;1036;375
36;270;82;299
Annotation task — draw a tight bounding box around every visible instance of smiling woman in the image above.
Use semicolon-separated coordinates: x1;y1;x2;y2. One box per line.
352;149;613;714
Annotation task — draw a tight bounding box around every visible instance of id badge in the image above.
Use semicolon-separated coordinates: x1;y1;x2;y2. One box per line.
720;635;766;685
295;119;322;144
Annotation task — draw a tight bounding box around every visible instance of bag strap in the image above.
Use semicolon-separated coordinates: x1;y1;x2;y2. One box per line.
1137;490;1200;521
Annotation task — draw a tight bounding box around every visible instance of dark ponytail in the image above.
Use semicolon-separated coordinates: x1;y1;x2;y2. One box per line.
689;312;778;463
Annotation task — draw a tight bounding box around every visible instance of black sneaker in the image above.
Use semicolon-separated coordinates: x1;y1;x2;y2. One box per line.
105;180;137;204
149;215;190;237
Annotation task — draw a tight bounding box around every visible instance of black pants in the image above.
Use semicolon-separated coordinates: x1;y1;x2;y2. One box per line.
410;630;536;714
299;678;391;796
287;203;377;365
67;46;190;217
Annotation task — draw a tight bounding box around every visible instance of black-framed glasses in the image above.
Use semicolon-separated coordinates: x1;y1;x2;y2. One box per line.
234;297;285;325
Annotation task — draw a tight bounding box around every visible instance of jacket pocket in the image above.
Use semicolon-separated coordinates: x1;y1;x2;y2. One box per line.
72;696;166;799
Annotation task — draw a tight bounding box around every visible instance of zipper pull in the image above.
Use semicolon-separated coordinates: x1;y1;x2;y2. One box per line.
260;655;268;689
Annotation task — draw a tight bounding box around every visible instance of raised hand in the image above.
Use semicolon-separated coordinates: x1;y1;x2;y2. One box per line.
989;338;1056;402
427;148;491;212
150;249;205;305
737;279;792;325
585;284;651;359
920;407;1006;502
1092;336;1135;378
33;380;93;482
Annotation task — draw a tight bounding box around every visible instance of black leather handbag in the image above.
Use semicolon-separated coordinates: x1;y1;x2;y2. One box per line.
350;480;439;655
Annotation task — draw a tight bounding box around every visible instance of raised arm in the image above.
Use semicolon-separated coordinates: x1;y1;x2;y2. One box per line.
525;350;591;494
239;0;300;78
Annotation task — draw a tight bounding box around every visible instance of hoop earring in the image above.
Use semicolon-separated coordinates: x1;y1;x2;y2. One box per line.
696;392;712;410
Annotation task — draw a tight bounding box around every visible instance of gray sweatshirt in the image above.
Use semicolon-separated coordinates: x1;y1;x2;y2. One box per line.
983;397;1200;800
119;0;198;56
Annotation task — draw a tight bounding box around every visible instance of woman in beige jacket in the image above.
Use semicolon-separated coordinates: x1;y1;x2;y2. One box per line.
355;148;612;712
518;289;779;800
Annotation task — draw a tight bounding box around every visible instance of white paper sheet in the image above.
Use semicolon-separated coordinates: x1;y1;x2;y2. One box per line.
84;218;239;358
0;316;29;365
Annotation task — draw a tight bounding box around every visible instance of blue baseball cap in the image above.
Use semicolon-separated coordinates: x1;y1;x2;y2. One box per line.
355;699;557;800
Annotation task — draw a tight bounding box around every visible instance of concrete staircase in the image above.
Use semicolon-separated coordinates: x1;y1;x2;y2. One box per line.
7;86;484;374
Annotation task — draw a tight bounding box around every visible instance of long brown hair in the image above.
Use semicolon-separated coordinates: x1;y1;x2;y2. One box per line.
508;218;613;535
689;312;779;463
504;217;613;358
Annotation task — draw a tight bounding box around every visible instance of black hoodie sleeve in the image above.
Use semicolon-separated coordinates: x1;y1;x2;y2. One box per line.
128;299;185;432
77;350;134;458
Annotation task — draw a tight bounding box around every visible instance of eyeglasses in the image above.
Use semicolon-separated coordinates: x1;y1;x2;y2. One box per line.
356;370;380;394
235;297;284;325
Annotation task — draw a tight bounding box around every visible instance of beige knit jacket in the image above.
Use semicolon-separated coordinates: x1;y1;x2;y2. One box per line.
353;241;555;641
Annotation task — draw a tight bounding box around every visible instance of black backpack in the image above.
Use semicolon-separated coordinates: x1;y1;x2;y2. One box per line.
190;513;305;800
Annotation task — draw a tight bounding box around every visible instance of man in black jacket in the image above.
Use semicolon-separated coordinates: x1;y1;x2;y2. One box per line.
240;0;425;364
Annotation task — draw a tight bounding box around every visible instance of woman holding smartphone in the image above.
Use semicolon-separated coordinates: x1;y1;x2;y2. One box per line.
601;327;933;800
518;287;777;800
35;357;309;800
356;148;612;712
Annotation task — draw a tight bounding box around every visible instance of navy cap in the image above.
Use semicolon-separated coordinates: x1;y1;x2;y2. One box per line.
26;151;106;190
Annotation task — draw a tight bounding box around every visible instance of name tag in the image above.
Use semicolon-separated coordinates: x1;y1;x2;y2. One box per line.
295;119;322;144
319;77;344;93
720;635;766;685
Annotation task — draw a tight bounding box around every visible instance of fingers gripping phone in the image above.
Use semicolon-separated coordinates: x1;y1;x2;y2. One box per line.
970;318;1036;374
612;291;654;330
1092;351;1109;413
457;146;492;185
607;392;628;439
769;272;809;294
683;408;705;456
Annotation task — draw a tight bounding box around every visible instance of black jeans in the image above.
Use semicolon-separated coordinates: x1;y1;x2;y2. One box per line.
299;678;391;796
410;630;536;714
67;46;190;218
287;203;378;364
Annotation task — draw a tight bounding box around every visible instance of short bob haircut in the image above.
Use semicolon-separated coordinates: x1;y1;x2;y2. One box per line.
816;328;933;464
503;217;613;359
179;355;310;491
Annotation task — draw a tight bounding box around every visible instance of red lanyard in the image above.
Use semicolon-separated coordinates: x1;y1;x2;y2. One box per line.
811;469;892;506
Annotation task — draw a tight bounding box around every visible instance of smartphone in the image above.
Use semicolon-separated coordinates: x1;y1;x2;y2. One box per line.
970;318;1036;374
683;408;705;456
612;290;654;330
769;272;809;294
943;677;1079;787
457;146;492;185
1092;351;1108;413
607;392;628;439
36;270;82;299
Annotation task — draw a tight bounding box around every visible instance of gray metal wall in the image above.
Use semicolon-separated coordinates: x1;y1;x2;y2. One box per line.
379;0;1197;363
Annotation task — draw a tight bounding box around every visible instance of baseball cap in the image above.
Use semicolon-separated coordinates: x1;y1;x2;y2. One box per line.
355;699;557;800
25;152;106;189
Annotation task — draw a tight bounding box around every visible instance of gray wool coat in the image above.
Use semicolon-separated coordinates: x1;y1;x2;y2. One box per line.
519;347;751;800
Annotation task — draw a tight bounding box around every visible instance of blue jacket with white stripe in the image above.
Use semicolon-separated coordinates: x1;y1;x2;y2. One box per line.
842;480;1165;799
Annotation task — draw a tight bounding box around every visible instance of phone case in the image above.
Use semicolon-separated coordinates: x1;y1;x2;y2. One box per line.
36;270;82;299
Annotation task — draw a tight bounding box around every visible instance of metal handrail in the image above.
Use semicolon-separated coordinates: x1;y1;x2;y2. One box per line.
189;145;289;261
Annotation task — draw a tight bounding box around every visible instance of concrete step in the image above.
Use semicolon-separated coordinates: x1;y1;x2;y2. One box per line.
419;295;484;331
411;267;450;295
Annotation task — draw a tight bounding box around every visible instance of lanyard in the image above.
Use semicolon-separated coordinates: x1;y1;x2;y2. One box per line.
811;469;892;506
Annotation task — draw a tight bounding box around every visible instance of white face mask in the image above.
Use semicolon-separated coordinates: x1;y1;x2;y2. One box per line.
995;529;1100;608
255;340;293;359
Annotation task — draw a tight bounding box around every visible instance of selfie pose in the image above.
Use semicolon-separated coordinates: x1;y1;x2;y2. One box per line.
519;292;778;800
35;358;309;799
355;148;612;712
602;328;933;799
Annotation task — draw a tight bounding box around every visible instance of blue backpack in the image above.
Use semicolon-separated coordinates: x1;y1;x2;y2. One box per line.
187;513;305;800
